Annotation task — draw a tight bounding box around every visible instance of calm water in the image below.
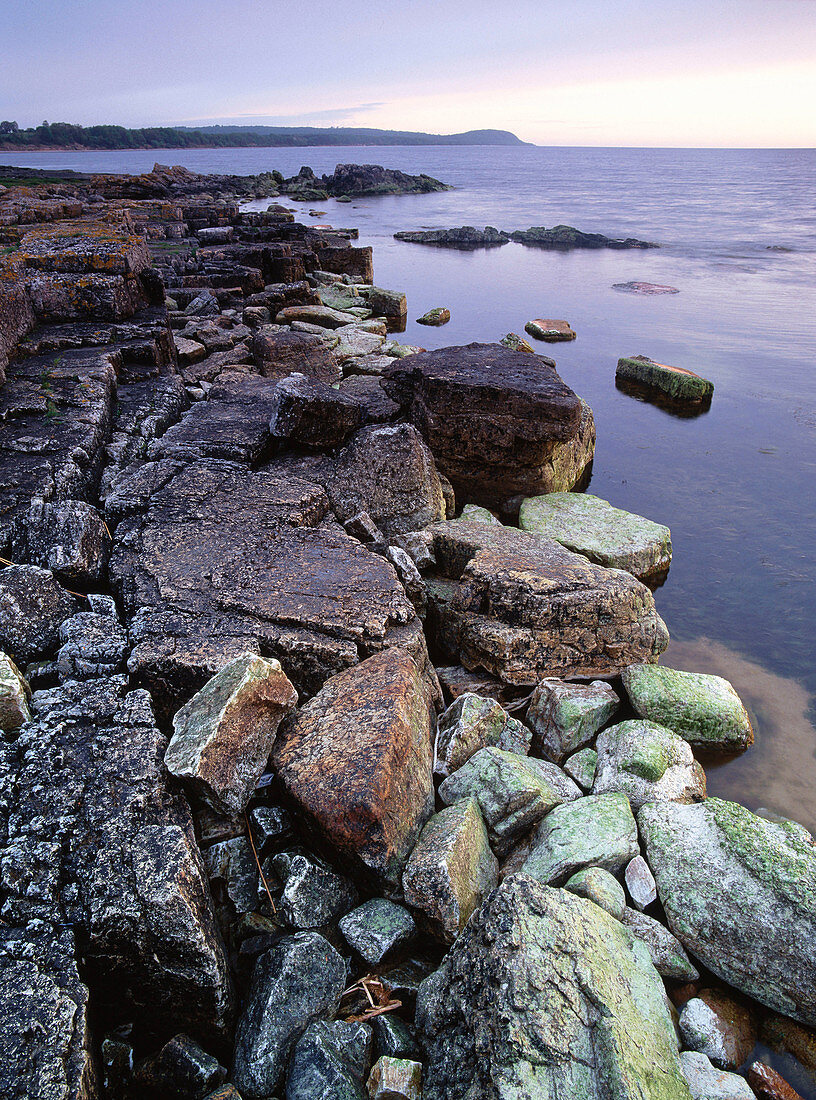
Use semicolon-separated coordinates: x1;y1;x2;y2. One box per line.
4;145;816;831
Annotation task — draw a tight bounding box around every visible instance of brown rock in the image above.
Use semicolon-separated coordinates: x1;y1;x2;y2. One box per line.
747;1061;805;1100
761;1015;816;1079
251;327;340;383
678;989;757;1070
272;648;435;892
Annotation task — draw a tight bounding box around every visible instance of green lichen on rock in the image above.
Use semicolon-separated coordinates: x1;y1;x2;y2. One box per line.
617;355;714;404
565;865;626;919
522;791;639;885
519;492;672;582
593;719;706;810
622;664;753;753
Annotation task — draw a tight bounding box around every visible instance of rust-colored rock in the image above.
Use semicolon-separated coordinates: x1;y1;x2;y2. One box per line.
272;648;435;892
747;1061;806;1100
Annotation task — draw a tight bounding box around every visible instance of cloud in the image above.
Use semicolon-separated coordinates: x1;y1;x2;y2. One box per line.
178;103;386;127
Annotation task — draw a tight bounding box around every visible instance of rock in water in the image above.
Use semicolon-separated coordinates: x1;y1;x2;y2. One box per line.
416;307;451;326
165;653;297;815
416;874;691;1100
519;492;672;584
622;664;753;753
232;932;347;1099
617;354;713;405
639;798;816;1026
394;226;509;248
272;648;434;892
524;318;576;341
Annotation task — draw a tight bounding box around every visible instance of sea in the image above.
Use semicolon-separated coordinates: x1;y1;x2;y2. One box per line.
3;144;815;835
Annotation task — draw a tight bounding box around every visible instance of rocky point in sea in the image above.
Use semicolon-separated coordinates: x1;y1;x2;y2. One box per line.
0;160;811;1100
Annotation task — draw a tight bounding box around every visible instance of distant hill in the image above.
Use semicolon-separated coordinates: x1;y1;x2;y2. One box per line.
0;121;531;151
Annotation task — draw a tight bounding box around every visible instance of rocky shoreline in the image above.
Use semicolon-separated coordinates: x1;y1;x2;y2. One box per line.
0;164;814;1100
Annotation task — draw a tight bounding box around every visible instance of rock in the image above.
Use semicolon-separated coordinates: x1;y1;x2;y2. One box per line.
0;925;96;1100
338;898;417;966
204;836;259;917
593;719;707;809
613;282;679;294
438;746;581;855
403;797;497;943
287;1020;372;1100
343;353;398;377
526;676;619;762
524;318;576;341
564;747;598;790
248;803;296;855
760;1016;816;1080
500;331;535;353
175;336;208;365
273;648;434;892
0;676;234;1037
332;326;387;362
364;287;407;326
617;354;713;405
327;424;447;537
371;1016;419;1060
367;1056;422;1100
386;546;427;616
522;791;639;885
678;992;757;1071
338;376;401;423
166;653;297;816
0;565;78;663
747;1062;805;1100
56;607;128;680
251;327;340;383
394;226;508;248
326;164;450;197
416;874;690;1100
276;303;361;328
11;499;111;585
185;291;220;316
270;850;358;929
426;519;669;684
510;224;657;249
520;492;673;584
381;342;585;504
231;932;347;1099
416;307;450;326
458;503;501;525
622;665;753;754
625;853;658;910
136;1034;226;1099
269;372;363;448
565;865;626;919
638;798;816;1025
680;1052;757;1100
621;907;700;981
434;691;530;777
0;651;31;729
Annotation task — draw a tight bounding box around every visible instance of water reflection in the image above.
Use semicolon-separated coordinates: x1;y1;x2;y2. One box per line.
662;637;816;833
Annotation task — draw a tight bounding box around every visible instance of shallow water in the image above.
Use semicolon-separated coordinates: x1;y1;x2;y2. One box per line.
4;144;815;831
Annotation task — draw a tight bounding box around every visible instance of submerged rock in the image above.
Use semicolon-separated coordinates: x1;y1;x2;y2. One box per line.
617;354;713;405
639;798;816;1026
520;491;672;583
613;281;679;294
416;874;690;1100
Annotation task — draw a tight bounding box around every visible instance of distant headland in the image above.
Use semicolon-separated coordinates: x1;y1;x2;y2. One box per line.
0;120;531;151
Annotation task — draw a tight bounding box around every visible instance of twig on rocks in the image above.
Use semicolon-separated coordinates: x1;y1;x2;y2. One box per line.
341;974;403;1021
244;810;277;916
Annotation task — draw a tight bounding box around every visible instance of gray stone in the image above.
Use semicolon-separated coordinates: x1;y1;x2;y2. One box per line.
251;327;341;384
386;546;427;617
519;492;672;583
286;1020;372;1100
12;499;111;585
639;798;816;1025
679;994;757;1072
564;865;626;919
416;307;450;326
333;326;386;362
563;747;598;790
338;898;417;966
616;355;714;405
270;850;358;929
0;565;78;663
620;907;700;981
135;1033;226;1099
166;653;298;816
416;874;691;1100
248;804;296;855
0;651;31;730
232;932;347;1099
203;836;259;916
527;677;619;762
593;719;707;809
56;609;128;680
338;375;401;423
680;1052;756;1100
622;665;754;754
522;791;639;885
371;1015;419;1061
435;692;530;777
438;746;581;855
402;798;498;943
269;372;363;449
625;854;658;910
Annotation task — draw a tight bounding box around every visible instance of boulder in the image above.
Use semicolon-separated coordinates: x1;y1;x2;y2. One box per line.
338;375;401;423
251;327;340;383
520;492;673;584
416;875;691;1100
426;520;669;685
510;224;657;249
381;342;585;504
402;798;498;943
326;164;450;197
371;1016;419;1061
394;226;509;248
135;1034;226;1099
165;653;297;815
638;798;816;1025
56;606;129;680
564;865;626;919
622;664;753;754
678;992;757;1071
286;1020;372;1100
272;648;434;892
621;908;700;981
231;932;347;1099
270;850;358;929
0;652;31;730
617;355;713;405
434;691;530;777
524;318;576;341
364;287;407;325
268;372;363;449
592;719;707;809
332;326;386;362
526;676;619;762
438;747;581;855
275;303;362;328
680;1052;757;1100
0;565;78;664
338;898;417;966
564;747;598;790
522;792;639;885
11;499;111;585
500;331;535;353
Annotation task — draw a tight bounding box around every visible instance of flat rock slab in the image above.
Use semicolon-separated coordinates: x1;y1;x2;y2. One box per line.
416;875;691;1100
639;798;816;1026
524;318;576;341
617;355;713;404
426;519;669;685
381;342;585;503
520;491;672;583
273;648;434;892
613;282;679;294
108;459;420;705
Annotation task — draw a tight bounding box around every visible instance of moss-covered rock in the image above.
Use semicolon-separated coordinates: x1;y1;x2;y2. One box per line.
593;719;707;809
522;791;639;885
617;355;713;405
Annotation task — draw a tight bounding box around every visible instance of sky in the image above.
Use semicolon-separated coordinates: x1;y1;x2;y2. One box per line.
2;0;815;146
